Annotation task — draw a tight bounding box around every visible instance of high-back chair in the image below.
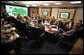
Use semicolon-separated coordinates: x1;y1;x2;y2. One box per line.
27;26;45;40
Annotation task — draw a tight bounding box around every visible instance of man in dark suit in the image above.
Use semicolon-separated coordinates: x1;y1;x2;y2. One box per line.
41;17;46;23
76;20;83;30
17;14;22;20
34;20;45;30
65;19;74;30
30;14;36;20
54;20;64;28
76;20;83;37
51;16;56;24
2;9;9;23
35;14;38;19
57;25;77;38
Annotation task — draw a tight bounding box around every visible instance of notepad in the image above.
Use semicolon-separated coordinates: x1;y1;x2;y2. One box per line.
51;25;56;26
51;28;58;31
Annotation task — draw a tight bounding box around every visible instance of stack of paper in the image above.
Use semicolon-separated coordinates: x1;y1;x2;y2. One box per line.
51;28;58;31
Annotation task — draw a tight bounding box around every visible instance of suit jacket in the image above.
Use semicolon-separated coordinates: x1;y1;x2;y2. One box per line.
2;11;9;18
76;23;83;30
57;28;65;33
34;23;45;30
17;16;22;20
41;18;45;23
50;19;56;25
55;21;64;28
63;29;76;37
58;29;76;38
68;22;74;29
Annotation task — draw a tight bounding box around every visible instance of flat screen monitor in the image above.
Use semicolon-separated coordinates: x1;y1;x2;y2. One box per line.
43;11;48;16
60;12;70;19
5;5;28;16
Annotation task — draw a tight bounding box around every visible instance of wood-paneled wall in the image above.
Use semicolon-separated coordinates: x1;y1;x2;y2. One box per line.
30;7;38;16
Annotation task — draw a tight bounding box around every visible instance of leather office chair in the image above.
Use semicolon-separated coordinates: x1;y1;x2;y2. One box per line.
58;30;78;50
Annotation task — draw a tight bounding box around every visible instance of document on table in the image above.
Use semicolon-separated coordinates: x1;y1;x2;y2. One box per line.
45;26;50;31
51;28;58;31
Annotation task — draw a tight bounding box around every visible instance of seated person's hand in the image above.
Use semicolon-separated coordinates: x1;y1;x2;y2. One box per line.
63;31;70;35
10;27;16;31
63;33;66;35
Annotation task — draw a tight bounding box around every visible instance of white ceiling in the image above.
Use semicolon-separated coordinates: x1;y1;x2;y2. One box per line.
1;1;83;7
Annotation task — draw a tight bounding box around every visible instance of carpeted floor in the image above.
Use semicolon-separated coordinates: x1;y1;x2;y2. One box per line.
16;38;78;54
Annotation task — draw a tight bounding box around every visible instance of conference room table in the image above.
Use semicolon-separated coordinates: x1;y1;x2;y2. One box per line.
44;23;58;34
29;21;58;34
10;18;59;42
12;18;58;35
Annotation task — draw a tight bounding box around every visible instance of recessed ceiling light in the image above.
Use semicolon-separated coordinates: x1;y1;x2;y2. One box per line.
32;5;37;6
8;1;14;3
29;1;40;3
11;1;14;3
71;1;81;4
42;1;55;2
25;5;30;7
55;3;62;5
42;3;49;6
21;2;32;4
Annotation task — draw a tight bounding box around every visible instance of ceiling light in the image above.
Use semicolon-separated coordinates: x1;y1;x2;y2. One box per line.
71;1;81;4
8;1;14;3
20;2;32;4
29;1;40;3
11;2;14;3
32;5;37;6
25;5;30;7
55;3;62;5
42;3;49;6
42;1;55;2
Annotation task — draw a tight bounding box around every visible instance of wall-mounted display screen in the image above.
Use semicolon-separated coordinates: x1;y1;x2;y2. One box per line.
43;11;48;16
5;5;28;16
60;12;70;19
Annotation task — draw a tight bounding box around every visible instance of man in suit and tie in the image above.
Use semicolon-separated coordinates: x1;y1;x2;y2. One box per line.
34;20;45;30
65;19;74;30
17;14;22;20
56;25;77;38
2;9;10;23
